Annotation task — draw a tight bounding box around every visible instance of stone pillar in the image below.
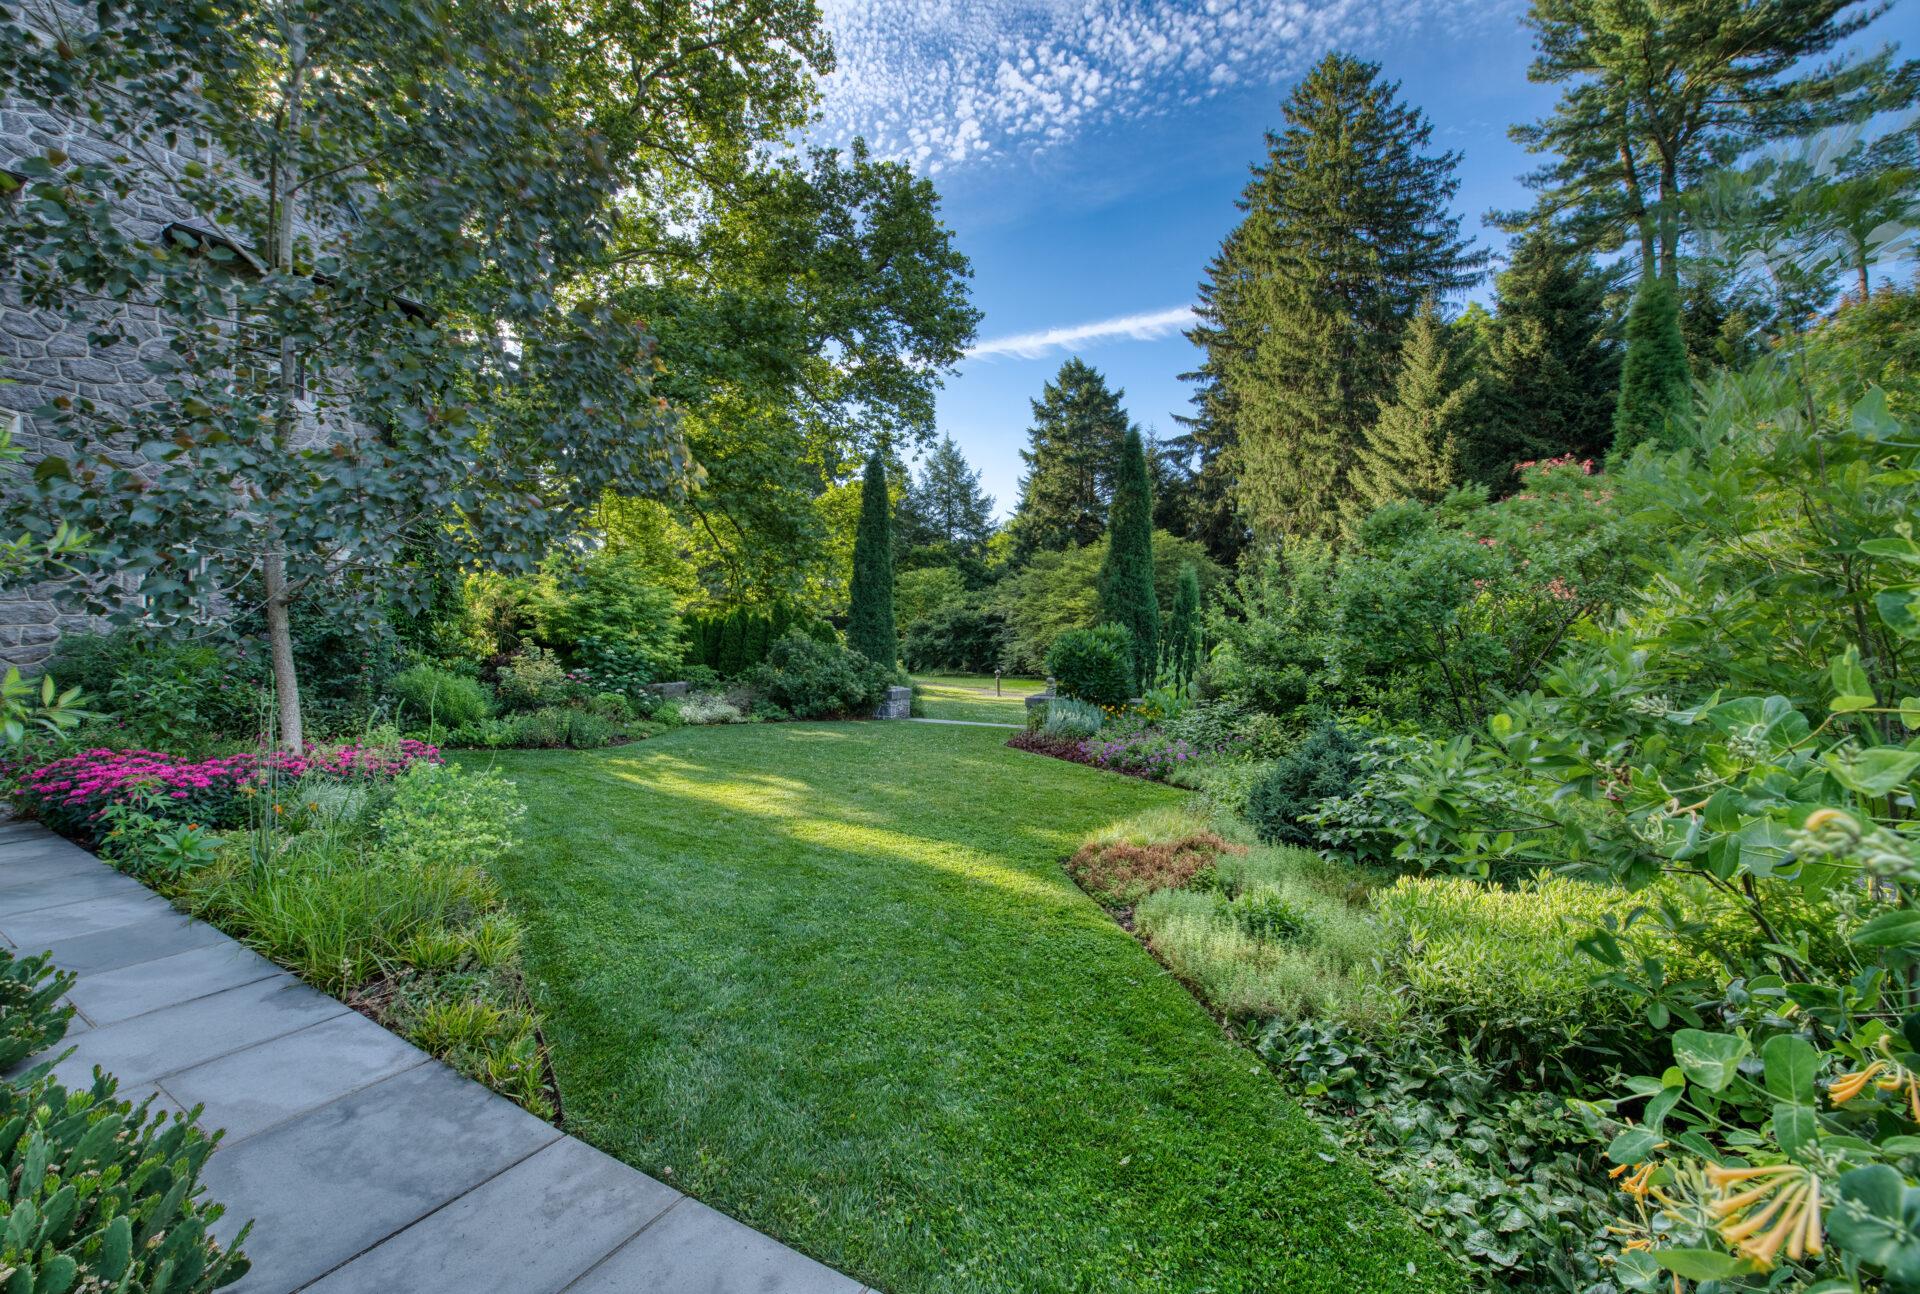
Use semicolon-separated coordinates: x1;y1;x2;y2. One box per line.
872;686;911;720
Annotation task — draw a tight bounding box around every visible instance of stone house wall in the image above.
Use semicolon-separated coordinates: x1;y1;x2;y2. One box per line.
0;31;363;671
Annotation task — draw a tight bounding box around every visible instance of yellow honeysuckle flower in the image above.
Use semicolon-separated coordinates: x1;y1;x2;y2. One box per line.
1706;1164;1822;1269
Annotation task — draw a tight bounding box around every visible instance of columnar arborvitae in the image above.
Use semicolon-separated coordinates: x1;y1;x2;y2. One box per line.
1610;274;1692;456
1163;562;1202;688
1342;298;1473;529
1189;53;1482;544
847;450;898;667
1098;428;1158;685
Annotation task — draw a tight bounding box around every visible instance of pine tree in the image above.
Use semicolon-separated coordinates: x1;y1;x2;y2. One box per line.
1015;358;1132;554
847;449;898;667
906;436;996;552
1098;428;1158;684
1343;299;1475;528
1162;562;1202;688
1611;274;1693;456
1189;54;1482;544
1461;229;1621;488
1506;0;1915;279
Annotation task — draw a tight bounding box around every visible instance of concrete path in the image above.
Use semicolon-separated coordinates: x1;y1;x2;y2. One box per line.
0;822;869;1294
907;717;1022;729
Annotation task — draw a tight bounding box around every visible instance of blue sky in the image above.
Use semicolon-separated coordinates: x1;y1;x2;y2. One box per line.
812;0;1920;517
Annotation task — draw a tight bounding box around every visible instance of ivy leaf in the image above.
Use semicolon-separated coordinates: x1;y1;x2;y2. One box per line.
1672;1029;1749;1093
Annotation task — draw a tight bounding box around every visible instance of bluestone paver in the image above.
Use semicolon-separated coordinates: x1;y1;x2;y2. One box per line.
203;1061;563;1292
38;908;232;976
163;1010;429;1143
0;888;173;947
0;824;875;1294
42;971;349;1088
307;1136;679;1294
66;941;283;1026
566;1199;865;1294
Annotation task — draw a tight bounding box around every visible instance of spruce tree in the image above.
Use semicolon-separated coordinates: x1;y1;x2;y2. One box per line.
1507;0;1914;278
1343;299;1475;528
1461;229;1621;488
1611;275;1693;456
1098;428;1158;685
905;436;996;552
847;449;898;667
1188;54;1482;544
1163;562;1202;689
1015;359;1132;553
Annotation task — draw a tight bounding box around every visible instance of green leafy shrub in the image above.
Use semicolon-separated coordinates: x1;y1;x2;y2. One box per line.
1046;624;1135;707
902;602;1009;673
1245;723;1359;847
380;763;525;870
529;547;684;692
561;710;614;748
586;691;635;720
1228;889;1310;942
0;946;252;1291
495;645;573;713
389;663;492;730
1;947;74;1069
748;630;891;719
1040;697;1103;741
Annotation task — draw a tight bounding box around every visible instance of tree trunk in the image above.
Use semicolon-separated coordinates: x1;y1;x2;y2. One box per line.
264;16;308;753
1859;258;1871;303
263;550;303;752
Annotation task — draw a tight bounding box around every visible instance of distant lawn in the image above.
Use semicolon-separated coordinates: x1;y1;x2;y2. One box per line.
473;724;1460;1294
911;672;1043;723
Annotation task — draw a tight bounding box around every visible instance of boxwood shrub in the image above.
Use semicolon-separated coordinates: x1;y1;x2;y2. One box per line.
1046;625;1134;708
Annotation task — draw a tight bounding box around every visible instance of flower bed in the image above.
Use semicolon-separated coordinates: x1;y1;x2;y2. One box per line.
1009;725;1242;783
15;740;441;839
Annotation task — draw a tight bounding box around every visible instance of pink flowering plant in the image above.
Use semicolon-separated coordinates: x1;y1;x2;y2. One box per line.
15;740;441;840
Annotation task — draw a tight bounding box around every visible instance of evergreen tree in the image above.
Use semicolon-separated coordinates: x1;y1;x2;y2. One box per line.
1343;299;1475;528
847;449;898;667
1188;54;1482;544
1014;359;1132;553
1461;229;1621;487
1098;428;1159;684
1611;275;1693;455
905;436;996;552
1507;0;1915;280
1162;562;1203;689
716;611;749;676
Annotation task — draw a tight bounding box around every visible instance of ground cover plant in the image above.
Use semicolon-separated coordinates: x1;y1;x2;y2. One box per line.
474;720;1462;1294
0;945;250;1292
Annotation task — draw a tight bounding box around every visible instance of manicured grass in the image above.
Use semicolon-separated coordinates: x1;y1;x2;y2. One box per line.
470;724;1461;1294
910;672;1043;723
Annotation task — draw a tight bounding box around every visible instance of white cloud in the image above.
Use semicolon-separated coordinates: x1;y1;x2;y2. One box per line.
964;305;1198;360
815;0;1509;173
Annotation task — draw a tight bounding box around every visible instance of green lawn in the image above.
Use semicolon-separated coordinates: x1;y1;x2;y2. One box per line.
910;672;1043;724
471;723;1459;1294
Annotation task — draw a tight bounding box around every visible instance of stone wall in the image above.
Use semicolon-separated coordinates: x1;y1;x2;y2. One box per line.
0;25;360;671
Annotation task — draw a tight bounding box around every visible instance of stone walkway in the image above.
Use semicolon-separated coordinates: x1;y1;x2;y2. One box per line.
0;822;869;1294
907;717;1022;729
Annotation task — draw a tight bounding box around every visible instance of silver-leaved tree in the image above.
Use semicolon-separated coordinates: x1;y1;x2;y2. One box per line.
0;0;691;748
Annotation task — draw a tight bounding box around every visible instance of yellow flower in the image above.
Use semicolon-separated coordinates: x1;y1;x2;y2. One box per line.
1803;807;1856;831
1706;1164;1822;1268
1611;1161;1656;1200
